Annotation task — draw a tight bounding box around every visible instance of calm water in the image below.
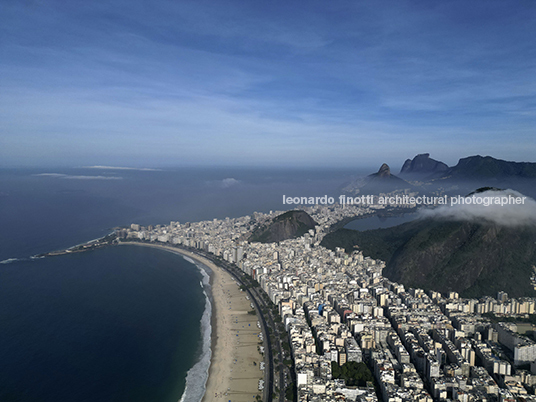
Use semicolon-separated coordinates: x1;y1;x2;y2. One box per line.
0;166;357;402
344;212;417;231
0;246;205;402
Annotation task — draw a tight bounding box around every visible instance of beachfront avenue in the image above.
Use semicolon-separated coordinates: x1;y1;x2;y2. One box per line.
106;200;536;401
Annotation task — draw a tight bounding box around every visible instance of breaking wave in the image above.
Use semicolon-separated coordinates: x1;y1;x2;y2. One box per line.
178;257;212;402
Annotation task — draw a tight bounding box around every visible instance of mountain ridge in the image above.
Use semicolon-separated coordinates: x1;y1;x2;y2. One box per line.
442;155;536;180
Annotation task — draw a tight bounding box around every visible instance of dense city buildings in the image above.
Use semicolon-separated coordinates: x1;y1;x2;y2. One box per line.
122;203;536;402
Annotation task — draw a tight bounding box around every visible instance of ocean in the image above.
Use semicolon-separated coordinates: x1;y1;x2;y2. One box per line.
0;166;358;402
344;212;418;231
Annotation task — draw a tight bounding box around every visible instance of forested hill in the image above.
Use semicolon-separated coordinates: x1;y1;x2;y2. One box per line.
321;219;536;298
249;210;317;243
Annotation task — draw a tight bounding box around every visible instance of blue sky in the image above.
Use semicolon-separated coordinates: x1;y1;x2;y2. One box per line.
1;0;535;169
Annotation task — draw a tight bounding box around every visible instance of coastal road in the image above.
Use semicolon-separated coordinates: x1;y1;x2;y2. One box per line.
246;285;288;402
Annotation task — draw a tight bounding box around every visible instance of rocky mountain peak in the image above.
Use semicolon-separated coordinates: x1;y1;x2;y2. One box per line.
377;163;391;177
399;153;448;176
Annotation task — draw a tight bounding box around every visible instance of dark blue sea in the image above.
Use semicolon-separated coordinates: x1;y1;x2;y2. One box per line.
0;166;358;402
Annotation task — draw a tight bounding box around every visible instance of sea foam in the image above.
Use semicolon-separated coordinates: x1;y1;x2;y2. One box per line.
178;258;212;402
182;256;195;265
0;258;20;264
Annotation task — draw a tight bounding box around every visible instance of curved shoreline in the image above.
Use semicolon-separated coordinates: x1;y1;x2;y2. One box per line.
179;261;212;402
118;242;265;402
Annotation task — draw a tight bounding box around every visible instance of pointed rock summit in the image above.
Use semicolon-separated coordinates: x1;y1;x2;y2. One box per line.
342;163;414;195
376;163;391;177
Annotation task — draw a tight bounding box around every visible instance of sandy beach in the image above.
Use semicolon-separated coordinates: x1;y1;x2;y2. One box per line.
199;254;266;402
121;243;265;402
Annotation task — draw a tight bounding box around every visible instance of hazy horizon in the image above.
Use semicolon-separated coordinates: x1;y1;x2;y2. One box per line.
3;153;535;173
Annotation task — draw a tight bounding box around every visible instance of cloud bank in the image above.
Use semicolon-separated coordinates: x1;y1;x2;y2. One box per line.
418;189;536;227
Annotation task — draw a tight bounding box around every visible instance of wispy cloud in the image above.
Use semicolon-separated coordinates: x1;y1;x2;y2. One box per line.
33;173;123;180
220;178;241;188
33;173;67;177
61;175;123;180
206;178;242;188
82;166;162;171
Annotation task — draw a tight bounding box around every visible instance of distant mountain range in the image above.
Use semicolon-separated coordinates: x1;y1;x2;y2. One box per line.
344;154;536;198
401;153;536;182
